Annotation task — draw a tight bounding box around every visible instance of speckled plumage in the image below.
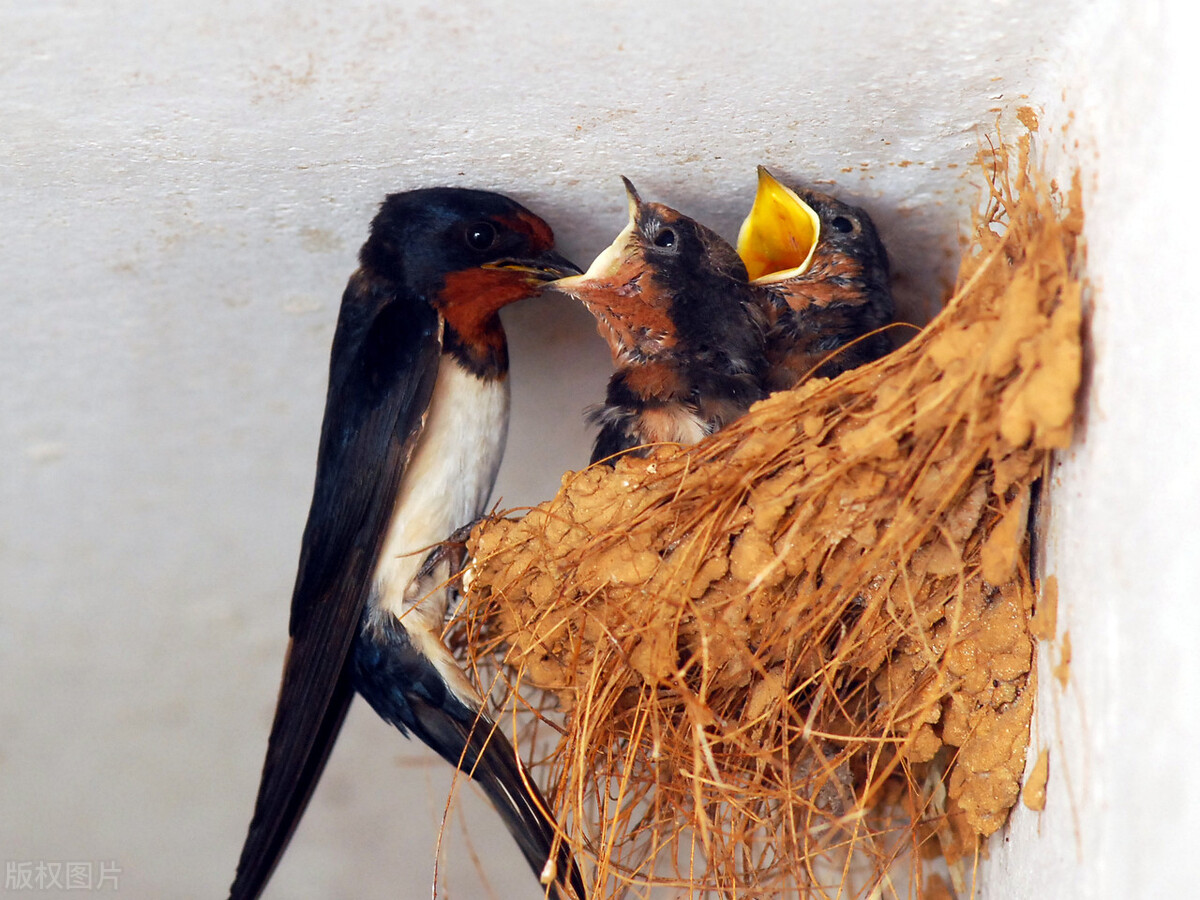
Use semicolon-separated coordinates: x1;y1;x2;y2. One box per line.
752;184;895;390
558;180;767;465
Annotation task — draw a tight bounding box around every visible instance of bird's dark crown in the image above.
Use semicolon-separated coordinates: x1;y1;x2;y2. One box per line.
796;187;890;279
359;187;555;292
633;201;748;284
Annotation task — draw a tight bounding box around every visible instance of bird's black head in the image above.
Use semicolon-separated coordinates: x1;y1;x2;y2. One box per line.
351;188;579;375
737;168;891;291
359;188;578;294
555;178;762;372
794;186;891;287
623;178;749;287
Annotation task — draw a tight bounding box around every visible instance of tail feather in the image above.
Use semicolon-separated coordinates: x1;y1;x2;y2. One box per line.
406;693;587;900
229;658;356;900
355;609;587;899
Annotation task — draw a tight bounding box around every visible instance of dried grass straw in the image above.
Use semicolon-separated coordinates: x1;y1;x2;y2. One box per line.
457;132;1082;899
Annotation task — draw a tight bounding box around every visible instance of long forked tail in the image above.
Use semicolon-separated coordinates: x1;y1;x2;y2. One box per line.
355;610;587;899
411;691;588;900
229;651;357;900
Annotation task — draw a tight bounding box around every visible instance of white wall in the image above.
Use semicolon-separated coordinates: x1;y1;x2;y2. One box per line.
981;3;1200;898
2;1;1194;897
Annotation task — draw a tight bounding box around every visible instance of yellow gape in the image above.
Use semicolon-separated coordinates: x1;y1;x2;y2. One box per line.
736;166;821;282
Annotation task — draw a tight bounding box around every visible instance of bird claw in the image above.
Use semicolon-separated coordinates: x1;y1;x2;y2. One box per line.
416;517;484;584
447;517;483;547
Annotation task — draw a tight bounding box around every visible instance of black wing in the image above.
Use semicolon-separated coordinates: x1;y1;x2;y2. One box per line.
229;279;443;900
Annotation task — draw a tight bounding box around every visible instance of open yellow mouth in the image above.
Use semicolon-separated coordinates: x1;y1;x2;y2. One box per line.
736;166;821;283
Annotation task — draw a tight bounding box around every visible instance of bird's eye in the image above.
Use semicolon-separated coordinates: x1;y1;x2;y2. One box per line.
465;222;497;251
831;216;854;234
653;228;677;249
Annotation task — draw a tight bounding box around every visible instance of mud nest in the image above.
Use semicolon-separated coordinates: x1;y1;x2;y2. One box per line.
457;134;1081;898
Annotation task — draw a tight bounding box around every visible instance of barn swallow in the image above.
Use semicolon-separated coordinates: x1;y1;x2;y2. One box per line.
737;167;894;391
556;178;767;465
229;188;586;900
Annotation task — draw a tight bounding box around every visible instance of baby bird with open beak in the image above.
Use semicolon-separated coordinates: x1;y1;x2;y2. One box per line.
556;179;768;465
738;167;895;391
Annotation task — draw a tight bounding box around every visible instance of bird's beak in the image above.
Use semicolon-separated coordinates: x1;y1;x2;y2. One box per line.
552;177;641;295
483;250;582;282
736;166;821;283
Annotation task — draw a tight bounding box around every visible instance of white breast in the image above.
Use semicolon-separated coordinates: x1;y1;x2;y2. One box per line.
371;357;509;629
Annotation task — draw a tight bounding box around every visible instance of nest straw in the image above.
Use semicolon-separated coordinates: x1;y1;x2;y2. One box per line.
455;132;1081;899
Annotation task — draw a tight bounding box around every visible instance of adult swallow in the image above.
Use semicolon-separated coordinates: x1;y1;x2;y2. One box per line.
229;188;586;900
737;167;894;391
556;178;767;465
